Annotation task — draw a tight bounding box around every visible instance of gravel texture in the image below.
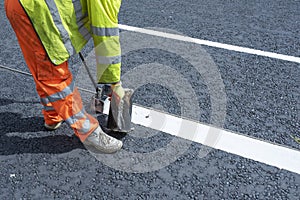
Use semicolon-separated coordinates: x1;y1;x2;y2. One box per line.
0;0;299;199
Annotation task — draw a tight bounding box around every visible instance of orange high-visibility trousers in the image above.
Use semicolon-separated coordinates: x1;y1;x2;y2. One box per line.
5;0;99;141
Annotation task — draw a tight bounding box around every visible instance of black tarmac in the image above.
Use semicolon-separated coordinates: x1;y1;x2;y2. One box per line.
0;0;299;199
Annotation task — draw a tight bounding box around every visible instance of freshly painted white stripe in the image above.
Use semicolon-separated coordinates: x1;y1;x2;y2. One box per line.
119;24;300;64
132;105;300;175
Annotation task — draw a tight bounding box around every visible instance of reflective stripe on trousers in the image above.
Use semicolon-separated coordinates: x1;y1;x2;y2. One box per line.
5;0;98;141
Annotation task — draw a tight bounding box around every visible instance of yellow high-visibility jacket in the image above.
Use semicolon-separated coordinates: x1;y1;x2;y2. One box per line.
20;0;122;83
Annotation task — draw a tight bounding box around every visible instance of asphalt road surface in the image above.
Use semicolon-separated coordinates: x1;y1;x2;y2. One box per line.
0;0;299;199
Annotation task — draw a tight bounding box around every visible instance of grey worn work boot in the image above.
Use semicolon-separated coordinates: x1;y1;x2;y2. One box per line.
83;126;123;153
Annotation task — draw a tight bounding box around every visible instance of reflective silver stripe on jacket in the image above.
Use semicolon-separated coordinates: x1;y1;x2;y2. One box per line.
40;80;75;104
91;26;119;36
45;0;76;55
96;55;121;65
73;0;91;41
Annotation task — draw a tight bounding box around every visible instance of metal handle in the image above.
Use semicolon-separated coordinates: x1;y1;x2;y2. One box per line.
79;52;98;91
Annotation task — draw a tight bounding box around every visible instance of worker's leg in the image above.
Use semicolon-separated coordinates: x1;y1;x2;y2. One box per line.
5;0;63;127
5;0;98;141
87;0;133;133
88;0;122;84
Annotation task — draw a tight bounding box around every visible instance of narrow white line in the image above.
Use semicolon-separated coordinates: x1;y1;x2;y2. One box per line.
132;105;300;175
0;64;32;76
119;24;300;64
0;65;95;94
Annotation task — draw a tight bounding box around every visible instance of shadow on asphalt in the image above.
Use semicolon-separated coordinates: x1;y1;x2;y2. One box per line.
0;98;128;155
0;98;85;155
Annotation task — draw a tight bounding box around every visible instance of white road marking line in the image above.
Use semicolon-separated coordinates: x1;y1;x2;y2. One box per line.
132;105;300;175
119;24;300;64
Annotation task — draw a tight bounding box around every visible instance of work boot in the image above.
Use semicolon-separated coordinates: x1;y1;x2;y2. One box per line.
44;121;63;131
83;126;123;153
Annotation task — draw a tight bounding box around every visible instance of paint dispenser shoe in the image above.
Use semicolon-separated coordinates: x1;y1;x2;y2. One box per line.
90;84;134;133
